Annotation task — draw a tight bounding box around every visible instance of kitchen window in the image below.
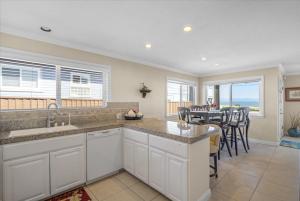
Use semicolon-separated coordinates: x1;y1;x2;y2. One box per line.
0;57;110;110
1;66;39;88
204;76;264;116
167;78;197;116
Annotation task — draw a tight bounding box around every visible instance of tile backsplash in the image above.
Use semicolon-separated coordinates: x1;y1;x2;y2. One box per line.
0;102;138;131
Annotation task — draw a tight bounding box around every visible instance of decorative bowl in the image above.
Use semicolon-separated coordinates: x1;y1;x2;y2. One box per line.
287;128;300;137
124;115;143;120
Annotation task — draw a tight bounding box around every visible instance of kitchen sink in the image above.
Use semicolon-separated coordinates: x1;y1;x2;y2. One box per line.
9;125;78;137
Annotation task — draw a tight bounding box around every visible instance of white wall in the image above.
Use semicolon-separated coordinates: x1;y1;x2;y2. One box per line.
0;32;198;119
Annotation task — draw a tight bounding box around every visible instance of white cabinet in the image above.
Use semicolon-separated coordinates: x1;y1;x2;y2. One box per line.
166;154;187;201
123;139;135;175
50;146;86;195
2;134;86;201
149;135;188;201
123;129;149;183
134;143;148;183
149;147;166;193
3;153;50;201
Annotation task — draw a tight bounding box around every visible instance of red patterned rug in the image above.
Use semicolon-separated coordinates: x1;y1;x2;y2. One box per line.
47;187;91;201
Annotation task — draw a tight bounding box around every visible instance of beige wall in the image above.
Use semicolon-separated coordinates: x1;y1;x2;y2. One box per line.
284;74;300;131
0;32;198;119
198;68;281;142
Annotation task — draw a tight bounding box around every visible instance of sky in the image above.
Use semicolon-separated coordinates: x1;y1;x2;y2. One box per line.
220;82;260;101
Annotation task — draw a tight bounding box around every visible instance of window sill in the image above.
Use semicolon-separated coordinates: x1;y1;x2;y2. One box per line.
0;87;42;93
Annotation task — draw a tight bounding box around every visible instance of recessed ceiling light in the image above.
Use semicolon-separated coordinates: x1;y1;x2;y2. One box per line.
183;26;192;32
145;43;152;49
201;57;207;61
215;63;219;66
40;26;51;32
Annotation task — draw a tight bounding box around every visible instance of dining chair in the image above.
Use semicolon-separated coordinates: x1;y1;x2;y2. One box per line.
210;107;233;158
177;107;191;123
228;107;248;156
210;132;221;178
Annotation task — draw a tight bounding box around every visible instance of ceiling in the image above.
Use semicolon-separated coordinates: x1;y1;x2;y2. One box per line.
1;0;300;76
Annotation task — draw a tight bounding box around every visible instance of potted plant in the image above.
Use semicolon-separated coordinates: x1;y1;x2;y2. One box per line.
288;113;300;137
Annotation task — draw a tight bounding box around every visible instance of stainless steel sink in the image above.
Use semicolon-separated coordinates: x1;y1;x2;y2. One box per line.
9;125;78;137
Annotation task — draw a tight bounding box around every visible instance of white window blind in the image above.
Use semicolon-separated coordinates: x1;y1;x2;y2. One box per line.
0;58;108;110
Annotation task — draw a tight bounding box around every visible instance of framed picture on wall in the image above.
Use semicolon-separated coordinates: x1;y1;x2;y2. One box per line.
285;87;300;101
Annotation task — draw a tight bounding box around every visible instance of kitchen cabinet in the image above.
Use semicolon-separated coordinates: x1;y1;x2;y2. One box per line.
2;134;86;201
123;139;135;175
123;129;149;183
3;153;50;201
149;147;166;193
166;153;187;201
50;146;86;195
134;142;148;183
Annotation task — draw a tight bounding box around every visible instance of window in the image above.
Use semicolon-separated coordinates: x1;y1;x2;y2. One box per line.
0;57;110;110
205;77;264;116
167;79;196;116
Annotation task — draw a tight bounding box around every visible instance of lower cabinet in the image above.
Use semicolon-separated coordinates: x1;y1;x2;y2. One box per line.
123;132;149;184
134;142;148;183
3;153;50;201
166;154;187;201
123;139;135;175
149;147;166;193
50;146;86;195
148;148;187;201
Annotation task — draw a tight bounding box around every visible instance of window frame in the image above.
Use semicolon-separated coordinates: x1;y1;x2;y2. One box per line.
0;47;111;111
166;77;197;117
203;76;265;117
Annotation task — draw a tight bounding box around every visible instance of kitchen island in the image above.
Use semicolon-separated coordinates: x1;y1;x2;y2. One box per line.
0;118;219;201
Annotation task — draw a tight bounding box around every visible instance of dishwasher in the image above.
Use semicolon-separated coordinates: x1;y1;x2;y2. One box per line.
87;128;122;182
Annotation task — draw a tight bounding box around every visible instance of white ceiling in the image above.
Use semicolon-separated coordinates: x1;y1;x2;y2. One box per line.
1;0;300;76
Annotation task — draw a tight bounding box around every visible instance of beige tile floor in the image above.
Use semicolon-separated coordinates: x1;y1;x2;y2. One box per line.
84;143;300;201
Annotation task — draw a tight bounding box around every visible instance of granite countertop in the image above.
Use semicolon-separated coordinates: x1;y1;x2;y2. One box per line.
0;118;219;145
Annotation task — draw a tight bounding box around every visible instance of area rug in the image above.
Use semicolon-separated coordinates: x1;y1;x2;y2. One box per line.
47;187;91;201
280;136;300;149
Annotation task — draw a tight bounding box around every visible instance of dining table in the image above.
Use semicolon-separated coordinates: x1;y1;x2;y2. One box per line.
190;110;223;123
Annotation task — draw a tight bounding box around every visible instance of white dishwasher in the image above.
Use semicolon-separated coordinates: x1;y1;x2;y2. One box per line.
87;128;122;182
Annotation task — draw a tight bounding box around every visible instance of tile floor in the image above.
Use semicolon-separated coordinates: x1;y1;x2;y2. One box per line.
84;143;300;201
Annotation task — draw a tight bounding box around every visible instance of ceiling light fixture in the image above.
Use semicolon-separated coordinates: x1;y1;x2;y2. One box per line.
215;63;219;66
145;43;152;49
40;26;52;32
183;26;192;32
201;57;207;61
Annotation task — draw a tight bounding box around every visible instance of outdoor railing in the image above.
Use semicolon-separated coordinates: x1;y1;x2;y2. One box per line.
167;101;193;115
0;97;103;110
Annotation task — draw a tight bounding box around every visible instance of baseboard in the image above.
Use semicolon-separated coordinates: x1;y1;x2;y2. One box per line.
249;138;280;146
197;188;211;201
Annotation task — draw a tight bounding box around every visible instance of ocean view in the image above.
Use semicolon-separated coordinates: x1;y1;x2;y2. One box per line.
220;99;259;107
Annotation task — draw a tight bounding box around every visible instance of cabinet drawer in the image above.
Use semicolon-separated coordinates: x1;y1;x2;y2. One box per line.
123;128;148;145
149;135;187;158
3;134;85;161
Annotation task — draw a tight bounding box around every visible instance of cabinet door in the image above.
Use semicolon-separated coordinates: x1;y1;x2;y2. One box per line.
166;154;187;201
50;146;85;195
4;153;50;201
149;147;166;193
134;142;148;183
123;139;134;174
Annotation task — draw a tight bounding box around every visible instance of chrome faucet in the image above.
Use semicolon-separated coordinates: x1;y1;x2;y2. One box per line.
47;103;59;128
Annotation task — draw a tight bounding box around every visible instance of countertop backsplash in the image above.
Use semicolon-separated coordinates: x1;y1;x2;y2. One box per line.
0;102;139;132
